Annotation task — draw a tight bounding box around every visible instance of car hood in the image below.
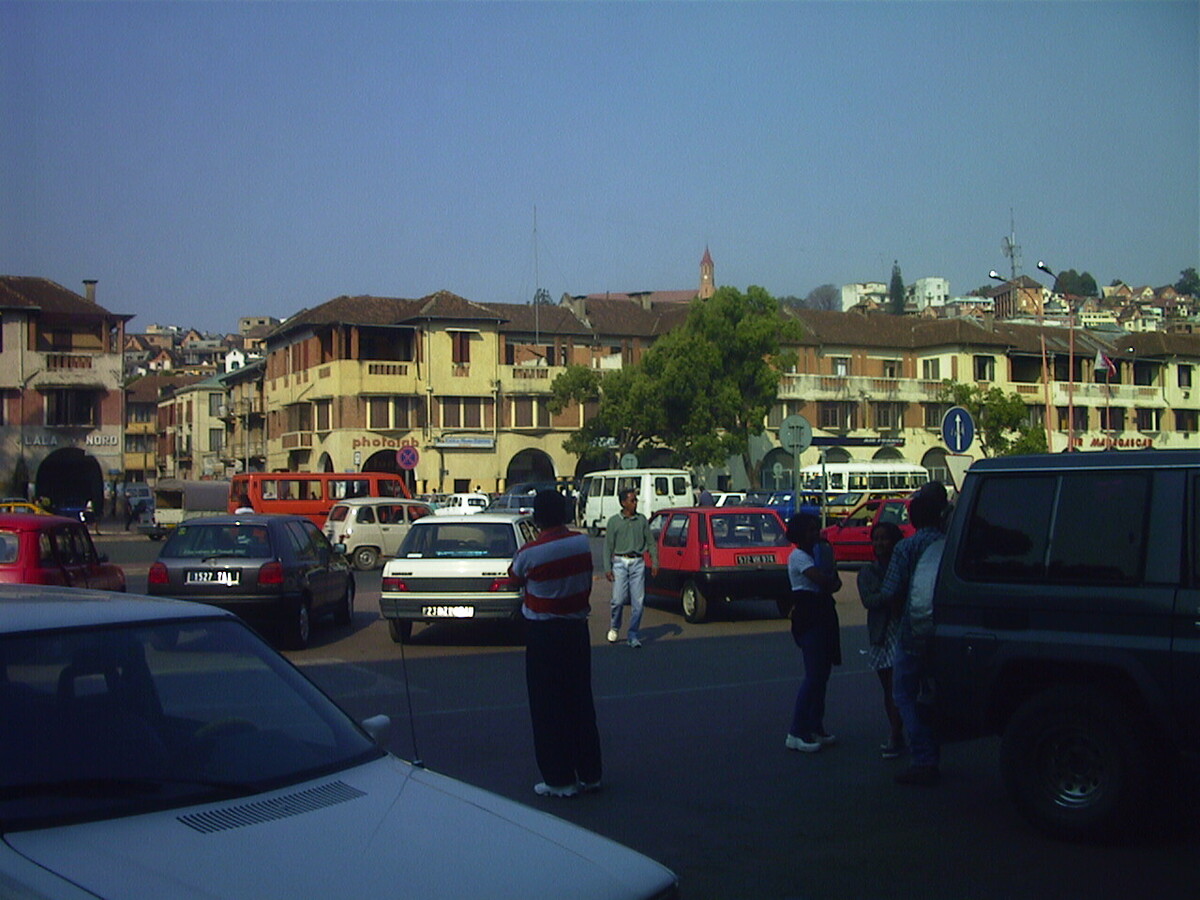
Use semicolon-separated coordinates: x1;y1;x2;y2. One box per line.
4;755;675;899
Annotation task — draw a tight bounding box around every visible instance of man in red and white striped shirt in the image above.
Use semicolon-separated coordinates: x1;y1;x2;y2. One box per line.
509;490;602;798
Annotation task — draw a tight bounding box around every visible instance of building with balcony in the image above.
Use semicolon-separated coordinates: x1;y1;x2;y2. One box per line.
124;374;202;485
0;277;131;510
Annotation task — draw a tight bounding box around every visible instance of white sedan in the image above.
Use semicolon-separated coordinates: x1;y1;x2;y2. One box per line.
0;584;678;900
380;512;538;643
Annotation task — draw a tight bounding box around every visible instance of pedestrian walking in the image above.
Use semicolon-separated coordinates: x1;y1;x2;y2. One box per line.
857;521;905;758
508;490;603;799
603;488;659;648
881;482;948;786
125;498;148;531
784;513;842;753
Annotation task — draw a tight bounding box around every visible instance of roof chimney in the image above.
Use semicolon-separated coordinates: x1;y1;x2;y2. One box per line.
82;279;97;303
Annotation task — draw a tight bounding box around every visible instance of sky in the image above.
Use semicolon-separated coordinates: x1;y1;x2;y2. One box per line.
2;1;1197;335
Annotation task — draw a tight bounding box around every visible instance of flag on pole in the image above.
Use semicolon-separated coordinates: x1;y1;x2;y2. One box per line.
1093;350;1116;377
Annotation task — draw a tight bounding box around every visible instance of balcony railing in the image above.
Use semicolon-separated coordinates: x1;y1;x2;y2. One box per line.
47;353;94;369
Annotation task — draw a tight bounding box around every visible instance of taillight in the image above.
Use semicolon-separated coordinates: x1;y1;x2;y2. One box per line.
489;576;518;592
257;560;284;586
382;576;408;592
148;562;168;585
700;541;711;568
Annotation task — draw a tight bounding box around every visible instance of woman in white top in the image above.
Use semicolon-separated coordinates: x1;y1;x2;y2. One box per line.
784;513;842;753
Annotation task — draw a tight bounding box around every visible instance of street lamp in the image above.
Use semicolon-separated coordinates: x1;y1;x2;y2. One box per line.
990;270;1053;446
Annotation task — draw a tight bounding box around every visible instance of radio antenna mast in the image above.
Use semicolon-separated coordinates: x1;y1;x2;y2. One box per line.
1001;209;1022;281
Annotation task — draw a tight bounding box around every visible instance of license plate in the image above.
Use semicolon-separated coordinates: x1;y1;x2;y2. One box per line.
736;553;776;565
186;570;241;586
422;605;474;618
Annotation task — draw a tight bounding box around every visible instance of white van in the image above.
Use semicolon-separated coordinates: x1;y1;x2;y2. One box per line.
432;493;490;516
324;497;435;569
577;468;693;535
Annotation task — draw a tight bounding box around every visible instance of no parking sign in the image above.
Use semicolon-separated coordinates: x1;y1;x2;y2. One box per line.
396;445;420;470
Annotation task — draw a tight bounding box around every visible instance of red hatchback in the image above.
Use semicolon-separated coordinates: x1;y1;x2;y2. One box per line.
0;513;126;591
821;496;915;563
645;506;792;623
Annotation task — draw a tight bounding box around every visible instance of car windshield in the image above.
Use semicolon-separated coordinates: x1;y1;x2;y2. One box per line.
709;512;789;548
161;523;272;558
400;522;517;559
0;617;381;831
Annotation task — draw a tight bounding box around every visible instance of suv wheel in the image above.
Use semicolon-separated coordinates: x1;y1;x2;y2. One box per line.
388;619;413;643
352;546;379;570
681;581;709;624
1001;686;1149;841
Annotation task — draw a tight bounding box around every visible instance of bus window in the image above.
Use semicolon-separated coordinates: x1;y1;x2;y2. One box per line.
260;479;279;500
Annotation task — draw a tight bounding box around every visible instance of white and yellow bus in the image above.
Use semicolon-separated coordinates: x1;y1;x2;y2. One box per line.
800;461;930;517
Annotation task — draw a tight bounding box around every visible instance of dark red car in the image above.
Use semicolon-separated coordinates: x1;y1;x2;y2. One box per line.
820;496;915;563
0;513;126;591
645;506;792;623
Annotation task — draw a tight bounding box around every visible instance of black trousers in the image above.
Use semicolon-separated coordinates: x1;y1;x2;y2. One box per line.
525;618;603;787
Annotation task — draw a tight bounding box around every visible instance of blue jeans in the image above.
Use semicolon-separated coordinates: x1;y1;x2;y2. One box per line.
790;622;835;738
892;643;939;767
609;556;645;639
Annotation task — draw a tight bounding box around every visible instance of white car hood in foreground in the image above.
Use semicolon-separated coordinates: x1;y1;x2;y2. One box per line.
3;755;674;900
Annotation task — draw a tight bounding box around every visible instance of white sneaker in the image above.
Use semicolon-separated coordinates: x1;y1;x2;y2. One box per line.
606;629;619;643
628;636;642;649
785;733;822;753
534;782;579;798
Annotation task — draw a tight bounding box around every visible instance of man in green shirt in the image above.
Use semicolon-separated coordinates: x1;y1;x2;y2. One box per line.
604;489;659;648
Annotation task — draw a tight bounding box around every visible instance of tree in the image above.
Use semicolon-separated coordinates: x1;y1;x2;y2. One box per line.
888;261;905;314
803;284;841;311
546;364;663;464
939;381;1047;457
1052;269;1099;298
1175;267;1200;297
642;285;803;484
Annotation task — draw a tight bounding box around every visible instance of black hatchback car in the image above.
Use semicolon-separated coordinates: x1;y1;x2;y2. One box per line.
147;513;354;649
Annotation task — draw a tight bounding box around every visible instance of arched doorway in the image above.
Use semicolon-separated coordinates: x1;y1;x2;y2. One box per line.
822;447;852;464
757;447;795;492
872;447;904;461
317;452;335;473
36;448;103;513
920;448;949;485
362;449;415;495
506;449;555;487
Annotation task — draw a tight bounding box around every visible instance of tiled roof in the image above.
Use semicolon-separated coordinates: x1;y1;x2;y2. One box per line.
272;295;424;334
572;297;668;337
125;373;203;403
482;302;592;337
0;276;128;318
407;290;507;323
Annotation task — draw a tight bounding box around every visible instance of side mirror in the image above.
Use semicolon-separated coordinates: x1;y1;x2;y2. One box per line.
333;542;347;556
361;714;391;744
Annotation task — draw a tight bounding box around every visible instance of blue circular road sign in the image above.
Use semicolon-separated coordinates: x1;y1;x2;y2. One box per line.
941;406;975;454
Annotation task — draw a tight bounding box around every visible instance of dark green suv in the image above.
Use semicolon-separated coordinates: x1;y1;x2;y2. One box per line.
932;450;1199;840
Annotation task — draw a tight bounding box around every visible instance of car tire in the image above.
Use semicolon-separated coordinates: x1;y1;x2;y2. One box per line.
284;598;312;651
333;576;355;626
352;546;379;570
681;581;709;624
1001;685;1150;841
388;619;413;644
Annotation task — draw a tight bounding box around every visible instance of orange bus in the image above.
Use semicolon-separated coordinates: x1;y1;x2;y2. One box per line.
228;472;413;526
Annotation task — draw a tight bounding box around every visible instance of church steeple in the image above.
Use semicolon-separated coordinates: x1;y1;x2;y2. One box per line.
699;246;715;299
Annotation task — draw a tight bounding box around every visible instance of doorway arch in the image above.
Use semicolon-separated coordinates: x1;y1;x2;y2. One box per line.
872;447;904;461
363;448;415;495
317;452;335;473
506;449;555;487
920;448;949;485
36;448;103;513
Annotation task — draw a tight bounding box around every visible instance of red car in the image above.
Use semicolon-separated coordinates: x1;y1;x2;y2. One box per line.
821;496;915;563
0;513;126;591
645;506;792;623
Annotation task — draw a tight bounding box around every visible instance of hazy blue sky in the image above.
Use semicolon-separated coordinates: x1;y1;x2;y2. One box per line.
3;1;1196;334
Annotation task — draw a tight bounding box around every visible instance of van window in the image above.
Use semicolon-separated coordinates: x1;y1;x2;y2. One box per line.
617;476;639;497
960;471;1150;585
653;477;667;497
357;506;376;524
602;477;616;496
672;476;688;496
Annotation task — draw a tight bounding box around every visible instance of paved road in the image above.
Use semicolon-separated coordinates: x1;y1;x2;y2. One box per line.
97;530;1199;900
